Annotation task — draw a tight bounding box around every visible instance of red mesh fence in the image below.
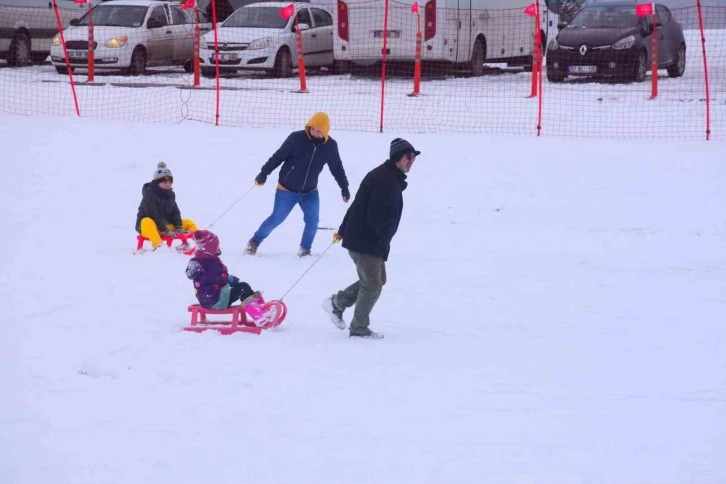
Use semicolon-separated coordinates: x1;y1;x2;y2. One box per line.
0;0;723;140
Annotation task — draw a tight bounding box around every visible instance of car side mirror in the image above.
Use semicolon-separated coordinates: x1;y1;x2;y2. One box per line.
293;22;310;32
147;18;163;29
69;18;79;26
557;21;567;30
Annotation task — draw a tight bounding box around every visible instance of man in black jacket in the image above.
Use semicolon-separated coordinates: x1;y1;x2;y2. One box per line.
246;112;350;257
322;138;419;339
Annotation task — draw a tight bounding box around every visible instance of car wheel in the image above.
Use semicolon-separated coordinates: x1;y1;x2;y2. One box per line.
272;47;293;78
183;59;193;74
127;48;146;76
201;67;215;78
7;32;31;67
55;66;74;75
633;50;647;83
667;45;686;78
469;38;485;77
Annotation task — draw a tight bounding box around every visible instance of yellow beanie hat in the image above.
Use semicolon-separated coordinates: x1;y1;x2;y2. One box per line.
305;112;330;142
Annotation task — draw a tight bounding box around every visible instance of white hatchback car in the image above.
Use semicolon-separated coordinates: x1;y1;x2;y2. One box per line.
198;1;334;78
50;0;196;75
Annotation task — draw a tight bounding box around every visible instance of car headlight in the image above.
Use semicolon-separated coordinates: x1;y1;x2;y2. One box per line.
248;38;270;50
105;36;128;48
612;35;635;50
52;34;61;47
548;38;559;51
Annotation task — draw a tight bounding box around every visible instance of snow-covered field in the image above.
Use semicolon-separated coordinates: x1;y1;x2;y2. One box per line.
1;28;724;138
1;112;725;483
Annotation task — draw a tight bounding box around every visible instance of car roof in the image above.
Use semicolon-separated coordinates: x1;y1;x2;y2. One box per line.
97;0;174;6
244;1;318;7
582;1;667;8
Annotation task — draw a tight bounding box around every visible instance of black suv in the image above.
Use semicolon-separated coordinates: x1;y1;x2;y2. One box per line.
546;2;686;83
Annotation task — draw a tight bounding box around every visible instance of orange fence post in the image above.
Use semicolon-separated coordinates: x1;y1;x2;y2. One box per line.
294;14;308;93
650;14;658;99
86;0;94;82
51;0;80;116
409;2;421;97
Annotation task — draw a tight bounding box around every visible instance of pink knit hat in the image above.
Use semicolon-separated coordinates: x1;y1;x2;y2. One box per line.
192;229;219;256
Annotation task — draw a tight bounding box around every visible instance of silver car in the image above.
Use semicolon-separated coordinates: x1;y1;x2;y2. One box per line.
0;0;101;66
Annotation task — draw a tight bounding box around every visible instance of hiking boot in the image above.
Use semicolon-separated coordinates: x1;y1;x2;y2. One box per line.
297;248;312;257
245;239;259;255
322;295;346;330
349;328;384;339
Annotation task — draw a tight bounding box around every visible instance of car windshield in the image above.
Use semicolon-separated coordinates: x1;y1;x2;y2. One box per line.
76;5;148;27
222;7;289;28
569;7;640;29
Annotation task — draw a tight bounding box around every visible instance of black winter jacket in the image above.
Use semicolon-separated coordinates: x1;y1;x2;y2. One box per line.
135;182;183;233
338;161;407;261
259;130;349;193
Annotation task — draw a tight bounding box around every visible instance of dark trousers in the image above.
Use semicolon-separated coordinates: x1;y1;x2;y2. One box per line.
229;282;254;307
335;250;387;333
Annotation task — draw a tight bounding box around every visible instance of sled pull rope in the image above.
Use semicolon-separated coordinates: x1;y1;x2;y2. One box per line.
206;184;255;229
279;241;336;302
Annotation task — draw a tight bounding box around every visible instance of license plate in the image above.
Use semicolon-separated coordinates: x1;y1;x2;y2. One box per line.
569;65;596;74
373;30;401;39
213;53;238;61
69;50;88;59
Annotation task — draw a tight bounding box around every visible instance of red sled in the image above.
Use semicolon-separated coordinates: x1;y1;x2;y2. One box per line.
135;232;194;256
184;298;287;335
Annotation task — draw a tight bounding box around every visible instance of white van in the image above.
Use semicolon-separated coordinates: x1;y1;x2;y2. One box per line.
332;0;549;75
0;0;102;66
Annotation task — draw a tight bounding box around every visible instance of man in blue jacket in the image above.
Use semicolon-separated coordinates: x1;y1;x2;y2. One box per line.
246;112;350;257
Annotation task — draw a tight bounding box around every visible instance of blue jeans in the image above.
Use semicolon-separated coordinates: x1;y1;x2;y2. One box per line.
252;188;320;250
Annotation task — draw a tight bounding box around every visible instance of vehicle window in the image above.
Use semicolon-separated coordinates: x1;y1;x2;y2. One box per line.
148;5;168;27
311;8;332;28
569;7;639;29
296;8;312;28
656;6;670;25
223;7;288;29
171;5;192;25
206;0;235;22
76;5;148;27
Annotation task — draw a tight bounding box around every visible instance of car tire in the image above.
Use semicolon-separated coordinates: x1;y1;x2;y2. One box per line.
667;44;686;78
201;67;215;78
183;59;193;74
55;66;74;75
272;47;293;78
633;50;647;83
469;38;485;77
7;32;31;67
126;48;146;76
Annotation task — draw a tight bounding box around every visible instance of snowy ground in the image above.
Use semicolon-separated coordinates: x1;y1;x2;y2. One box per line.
1;28;724;138
1;114;725;483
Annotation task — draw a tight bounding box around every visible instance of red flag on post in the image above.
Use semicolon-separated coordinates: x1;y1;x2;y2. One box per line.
522;3;536;16
635;3;654;17
181;0;195;10
411;1;419;13
279;3;295;19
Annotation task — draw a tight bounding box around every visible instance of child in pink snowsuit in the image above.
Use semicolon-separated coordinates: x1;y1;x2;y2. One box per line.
185;230;260;309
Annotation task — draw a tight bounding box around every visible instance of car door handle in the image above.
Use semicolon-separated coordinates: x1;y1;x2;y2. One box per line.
48;2;52;8
311;34;317;38
166;30;173;34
